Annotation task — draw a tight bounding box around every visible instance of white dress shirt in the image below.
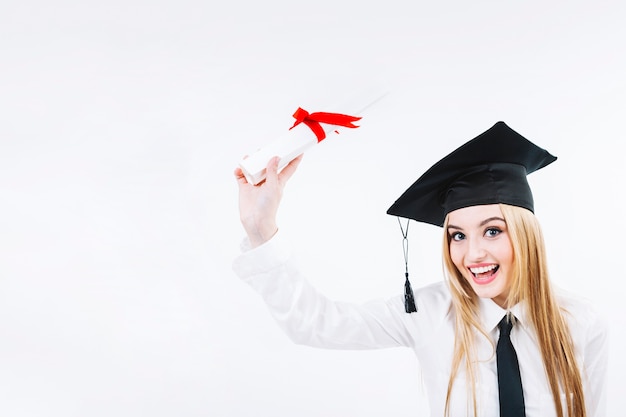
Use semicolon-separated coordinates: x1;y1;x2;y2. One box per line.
232;232;608;417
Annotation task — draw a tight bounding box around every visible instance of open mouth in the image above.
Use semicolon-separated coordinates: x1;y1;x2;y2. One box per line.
469;264;499;281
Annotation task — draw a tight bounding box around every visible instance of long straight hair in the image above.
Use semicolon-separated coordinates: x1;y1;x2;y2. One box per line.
442;204;585;417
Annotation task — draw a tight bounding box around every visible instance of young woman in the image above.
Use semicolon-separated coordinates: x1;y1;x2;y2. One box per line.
232;121;608;417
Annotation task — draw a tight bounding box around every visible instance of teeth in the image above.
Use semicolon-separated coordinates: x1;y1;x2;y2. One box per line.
469;265;497;274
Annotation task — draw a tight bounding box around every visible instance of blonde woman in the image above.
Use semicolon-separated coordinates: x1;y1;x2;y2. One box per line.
233;122;608;417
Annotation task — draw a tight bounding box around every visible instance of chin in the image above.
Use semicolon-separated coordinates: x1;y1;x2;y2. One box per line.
471;286;505;301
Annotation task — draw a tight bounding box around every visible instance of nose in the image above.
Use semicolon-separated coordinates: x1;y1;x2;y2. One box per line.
467;235;487;261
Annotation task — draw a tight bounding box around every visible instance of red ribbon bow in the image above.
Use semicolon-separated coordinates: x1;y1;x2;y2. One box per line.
289;107;361;142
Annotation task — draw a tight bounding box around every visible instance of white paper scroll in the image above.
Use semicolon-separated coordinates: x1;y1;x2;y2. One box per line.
238;85;388;185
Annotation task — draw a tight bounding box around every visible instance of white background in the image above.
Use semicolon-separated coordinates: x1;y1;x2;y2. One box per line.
1;1;624;416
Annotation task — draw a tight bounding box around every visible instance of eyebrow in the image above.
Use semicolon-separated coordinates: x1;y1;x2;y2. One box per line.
447;216;506;231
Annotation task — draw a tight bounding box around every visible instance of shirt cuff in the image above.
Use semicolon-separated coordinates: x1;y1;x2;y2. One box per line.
232;230;293;280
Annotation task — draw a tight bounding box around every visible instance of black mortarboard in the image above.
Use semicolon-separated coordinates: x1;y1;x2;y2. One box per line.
387;121;557;313
387;121;557;227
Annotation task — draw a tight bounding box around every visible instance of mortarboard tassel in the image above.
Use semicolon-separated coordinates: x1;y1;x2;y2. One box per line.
404;272;417;313
398;217;417;313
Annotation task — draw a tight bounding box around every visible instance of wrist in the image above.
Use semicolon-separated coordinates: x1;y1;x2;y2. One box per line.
247;223;278;248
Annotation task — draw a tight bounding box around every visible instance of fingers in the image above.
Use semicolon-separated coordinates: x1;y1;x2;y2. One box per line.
235;154;302;187
234;166;249;186
234;155;251;185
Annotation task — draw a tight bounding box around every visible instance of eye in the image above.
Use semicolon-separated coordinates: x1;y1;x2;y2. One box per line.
485;228;502;238
450;231;465;241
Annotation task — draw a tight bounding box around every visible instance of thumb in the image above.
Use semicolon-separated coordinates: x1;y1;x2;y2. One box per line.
278;154;303;184
265;156;280;185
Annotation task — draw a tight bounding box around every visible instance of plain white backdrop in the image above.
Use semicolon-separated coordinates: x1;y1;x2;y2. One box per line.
1;1;624;416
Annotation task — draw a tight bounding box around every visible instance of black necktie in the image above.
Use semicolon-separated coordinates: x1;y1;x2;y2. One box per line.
497;315;525;417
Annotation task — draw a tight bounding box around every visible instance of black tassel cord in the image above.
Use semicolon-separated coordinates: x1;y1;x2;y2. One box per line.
398;217;417;313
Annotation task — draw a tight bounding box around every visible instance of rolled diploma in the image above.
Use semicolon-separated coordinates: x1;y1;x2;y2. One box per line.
238;85;388;185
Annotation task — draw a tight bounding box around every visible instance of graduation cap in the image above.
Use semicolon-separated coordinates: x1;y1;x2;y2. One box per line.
387;121;557;312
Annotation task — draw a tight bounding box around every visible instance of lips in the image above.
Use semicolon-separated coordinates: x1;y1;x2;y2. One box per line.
468;264;499;284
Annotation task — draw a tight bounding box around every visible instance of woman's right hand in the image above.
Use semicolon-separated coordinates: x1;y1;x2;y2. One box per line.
234;154;303;248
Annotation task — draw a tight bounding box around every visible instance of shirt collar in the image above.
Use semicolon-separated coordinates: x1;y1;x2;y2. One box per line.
478;297;529;332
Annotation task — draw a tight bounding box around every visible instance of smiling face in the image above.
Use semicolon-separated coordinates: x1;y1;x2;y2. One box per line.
446;204;515;308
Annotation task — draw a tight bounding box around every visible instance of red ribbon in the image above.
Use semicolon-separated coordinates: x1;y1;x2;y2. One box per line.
289;107;361;142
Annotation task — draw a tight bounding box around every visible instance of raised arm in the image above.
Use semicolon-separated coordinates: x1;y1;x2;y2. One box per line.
232;153;420;350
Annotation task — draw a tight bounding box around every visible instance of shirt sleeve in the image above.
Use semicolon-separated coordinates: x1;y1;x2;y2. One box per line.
231;231;418;350
580;303;609;417
559;289;610;417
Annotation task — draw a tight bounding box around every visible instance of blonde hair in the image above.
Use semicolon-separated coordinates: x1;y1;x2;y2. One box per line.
442;204;585;417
